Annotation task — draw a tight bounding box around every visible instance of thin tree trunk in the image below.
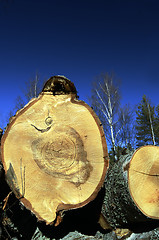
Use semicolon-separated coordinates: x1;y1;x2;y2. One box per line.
147;102;156;145
110;123;116;160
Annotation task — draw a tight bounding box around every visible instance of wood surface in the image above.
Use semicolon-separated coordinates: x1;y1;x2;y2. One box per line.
1;76;108;224
128;145;159;219
102;150;159;231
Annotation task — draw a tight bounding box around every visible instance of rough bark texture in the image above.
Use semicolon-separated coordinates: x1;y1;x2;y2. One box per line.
1;76;108;225
102;150;159;231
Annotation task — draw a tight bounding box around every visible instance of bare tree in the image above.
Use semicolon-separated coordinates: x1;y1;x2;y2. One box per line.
147;101;156;145
14;72;43;111
90;73;121;159
117;104;136;149
5;73;44;126
23;72;41;102
14;95;25;111
0;112;5;130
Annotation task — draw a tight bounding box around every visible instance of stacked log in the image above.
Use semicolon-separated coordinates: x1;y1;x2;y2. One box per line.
102;146;159;232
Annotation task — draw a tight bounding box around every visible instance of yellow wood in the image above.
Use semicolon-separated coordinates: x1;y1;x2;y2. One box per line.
128;145;159;219
1;92;108;224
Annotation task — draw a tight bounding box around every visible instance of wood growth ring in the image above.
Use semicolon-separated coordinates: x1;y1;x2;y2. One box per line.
31;126;93;186
41;136;76;169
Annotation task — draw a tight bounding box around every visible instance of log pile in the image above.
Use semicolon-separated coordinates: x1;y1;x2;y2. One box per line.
0;76;159;239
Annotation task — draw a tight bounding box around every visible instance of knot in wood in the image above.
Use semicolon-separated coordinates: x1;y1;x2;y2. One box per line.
42;75;78;96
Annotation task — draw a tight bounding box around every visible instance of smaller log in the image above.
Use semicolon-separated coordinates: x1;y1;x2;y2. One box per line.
128;145;159;219
102;147;159;231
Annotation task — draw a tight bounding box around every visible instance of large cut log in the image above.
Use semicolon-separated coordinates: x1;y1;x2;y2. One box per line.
1;75;108;225
102;146;159;231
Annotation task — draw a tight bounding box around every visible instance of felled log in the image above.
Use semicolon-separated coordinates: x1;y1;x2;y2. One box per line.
1;75;108;225
102;146;159;231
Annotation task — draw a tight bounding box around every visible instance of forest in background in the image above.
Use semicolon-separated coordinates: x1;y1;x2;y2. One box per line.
0;72;158;162
1;74;159;240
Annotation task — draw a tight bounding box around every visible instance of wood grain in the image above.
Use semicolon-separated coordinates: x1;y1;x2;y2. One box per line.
1;76;108;224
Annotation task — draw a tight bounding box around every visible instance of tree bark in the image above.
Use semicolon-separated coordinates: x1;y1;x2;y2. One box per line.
102;147;159;231
1;76;108;225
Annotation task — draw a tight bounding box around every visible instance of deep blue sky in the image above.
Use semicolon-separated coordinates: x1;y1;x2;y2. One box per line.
0;0;159;127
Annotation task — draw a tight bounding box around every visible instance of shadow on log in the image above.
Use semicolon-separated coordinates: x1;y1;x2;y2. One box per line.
0;156;37;239
36;187;106;239
0;176;106;239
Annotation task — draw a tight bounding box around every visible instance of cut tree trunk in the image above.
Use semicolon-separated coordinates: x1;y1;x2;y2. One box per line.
102;146;159;231
1;76;108;225
128;145;159;219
